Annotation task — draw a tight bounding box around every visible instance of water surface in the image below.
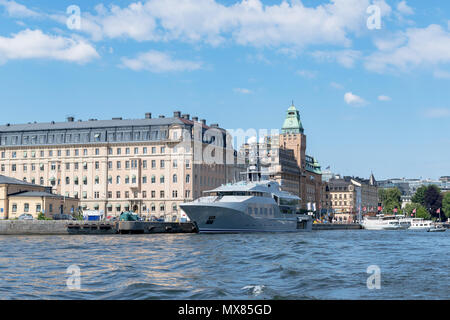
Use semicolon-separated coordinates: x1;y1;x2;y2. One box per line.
0;230;448;299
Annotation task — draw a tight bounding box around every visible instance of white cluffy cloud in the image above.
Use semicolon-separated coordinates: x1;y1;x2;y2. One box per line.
312;50;362;68
378;95;391;101
54;0;390;50
344;92;366;106
121;50;202;73
397;1;414;16
296;70;317;79
0;0;39;18
366;24;450;73
0;29;99;64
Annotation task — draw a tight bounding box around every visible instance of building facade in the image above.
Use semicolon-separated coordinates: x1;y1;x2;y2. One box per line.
0;175;79;219
321;174;378;222
0;112;242;221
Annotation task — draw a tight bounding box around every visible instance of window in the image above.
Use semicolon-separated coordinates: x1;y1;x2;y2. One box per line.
36;204;41;213
125;191;129;198
160;191;165;198
151;203;156;212
151;160;156;168
151;191;156;198
160;203;165;212
173;174;177;183
142;191;147;198
116;191;121;199
172;190;178;198
83;149;88;156
83;162;88;170
12;204;17;212
160;160;165;168
65;177;70;185
134;147;138;154
143;147;147;154
95;162;99;170
173;159;177;168
185;160;190;168
152;147;156;154
117;148;121;155
108;191;112;199
125;148;130;155
83;176;87;185
132;175;137;184
95;148;100;155
160;175;165;183
94;192;100;199
12;164;16;172
125;175;130;184
95;176;99;184
116;176;121;184
108;161;112;169
142;176;147;184
74;176;79;185
117;161;121;169
125;161;130;169
186;174;190;183
151;175;156;184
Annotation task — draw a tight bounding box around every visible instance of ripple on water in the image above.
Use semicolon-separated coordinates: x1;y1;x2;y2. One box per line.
0;231;448;299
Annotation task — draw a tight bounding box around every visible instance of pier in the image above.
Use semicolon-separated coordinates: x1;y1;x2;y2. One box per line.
0;220;198;235
312;223;362;230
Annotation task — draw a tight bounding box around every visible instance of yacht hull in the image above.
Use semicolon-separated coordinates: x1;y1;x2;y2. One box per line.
180;203;312;233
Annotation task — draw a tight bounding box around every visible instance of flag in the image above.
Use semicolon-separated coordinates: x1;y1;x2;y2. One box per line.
378;206;382;212
394;207;398;213
436;208;441;214
413;208;416;214
363;206;367;212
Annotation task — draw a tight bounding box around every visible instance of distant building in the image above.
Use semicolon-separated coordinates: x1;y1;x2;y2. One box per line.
321;174;378;223
378;177;450;197
0;175;79;219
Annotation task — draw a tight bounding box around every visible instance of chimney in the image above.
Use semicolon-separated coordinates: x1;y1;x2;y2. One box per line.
182;114;190;120
67;116;75;122
145;112;152;119
200;119;206;125
192;116;198;122
173;111;181;118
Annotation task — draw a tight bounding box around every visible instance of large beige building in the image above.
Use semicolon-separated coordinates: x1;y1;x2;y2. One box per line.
0;111;242;221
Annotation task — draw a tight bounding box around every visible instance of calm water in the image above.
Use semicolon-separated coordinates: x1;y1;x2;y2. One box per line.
0;230;448;300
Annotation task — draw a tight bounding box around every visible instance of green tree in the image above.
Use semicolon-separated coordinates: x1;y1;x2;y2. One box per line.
411;186;427;206
442;192;450;219
403;203;431;219
424;185;442;219
379;187;402;214
37;212;52;220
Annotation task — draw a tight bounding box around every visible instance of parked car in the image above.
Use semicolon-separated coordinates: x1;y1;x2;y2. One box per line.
53;214;76;220
18;214;34;220
106;215;118;222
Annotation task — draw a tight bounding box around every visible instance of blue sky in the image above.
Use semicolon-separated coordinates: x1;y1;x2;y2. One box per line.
0;0;449;180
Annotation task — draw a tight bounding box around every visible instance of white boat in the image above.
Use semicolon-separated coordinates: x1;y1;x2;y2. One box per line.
407;218;433;230
179;180;312;233
362;214;410;230
427;224;446;232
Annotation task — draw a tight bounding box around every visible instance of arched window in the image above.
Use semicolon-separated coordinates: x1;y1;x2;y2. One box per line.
74;176;79;185
186;174;190;183
83;176;87;185
116;176;121;184
108;175;112;184
132;175;136;184
125;175;130;184
151;175;156;183
160;203;165;212
151;203;156;212
172;203;177;212
95;176;99;184
65;177;70;185
173;174;177;183
160;175;165;183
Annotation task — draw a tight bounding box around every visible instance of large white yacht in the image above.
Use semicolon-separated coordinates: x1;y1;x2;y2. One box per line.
362;214;411;230
179;180;312;233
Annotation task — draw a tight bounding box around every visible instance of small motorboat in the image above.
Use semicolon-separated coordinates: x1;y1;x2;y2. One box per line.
427;225;447;232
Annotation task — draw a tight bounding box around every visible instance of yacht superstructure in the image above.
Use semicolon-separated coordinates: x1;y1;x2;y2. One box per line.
179;180;312;233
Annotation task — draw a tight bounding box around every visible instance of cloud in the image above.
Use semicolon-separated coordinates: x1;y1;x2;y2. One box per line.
378;95;391;101
344;92;366;106
424;108;450;118
121;50;202;72
397;1;414;16
365;24;450;73
330;82;344;89
0;29;99;64
58;0;388;50
312;50;361;68
234;88;252;94
0;0;39;18
296;69;317;79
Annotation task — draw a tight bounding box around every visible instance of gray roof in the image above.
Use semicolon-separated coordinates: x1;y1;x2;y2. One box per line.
8;191;75;199
0;117;186;133
0;175;39;186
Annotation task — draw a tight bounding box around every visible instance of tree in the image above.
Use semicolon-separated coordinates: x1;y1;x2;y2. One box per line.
424;185;442;219
403;203;431;220
411;186;427;206
379;187;402;214
442;192;450;219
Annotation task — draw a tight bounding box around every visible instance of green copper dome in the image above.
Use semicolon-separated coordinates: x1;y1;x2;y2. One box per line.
281;102;304;134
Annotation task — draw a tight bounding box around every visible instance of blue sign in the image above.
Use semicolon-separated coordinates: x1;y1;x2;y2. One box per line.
0;208;3;213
